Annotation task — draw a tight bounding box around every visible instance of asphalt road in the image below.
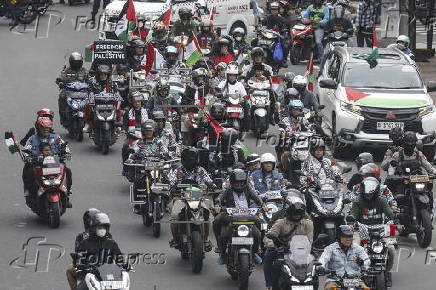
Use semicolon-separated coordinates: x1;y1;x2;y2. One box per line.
0;4;435;290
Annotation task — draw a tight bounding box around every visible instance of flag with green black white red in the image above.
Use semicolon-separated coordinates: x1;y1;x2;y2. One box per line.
84;43;94;62
115;0;137;42
181;35;203;67
305;51;315;92
5;132;18;154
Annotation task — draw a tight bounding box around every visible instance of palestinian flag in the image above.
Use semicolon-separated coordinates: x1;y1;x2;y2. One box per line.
84;43;94;62
209;6;217;21
305;52;315;92
146;7;172;42
236;140;251;158
115;0;137;42
144;43;165;73
5;132;18;154
182;35;203;67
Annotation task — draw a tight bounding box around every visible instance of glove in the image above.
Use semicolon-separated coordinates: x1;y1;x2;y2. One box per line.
316;265;326;275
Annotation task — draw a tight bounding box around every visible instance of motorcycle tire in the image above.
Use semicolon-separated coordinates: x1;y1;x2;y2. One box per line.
77;130;84;142
375;271;387;290
142;213;153;227
152;202;161;238
417;209;432;248
238;253;250;290
48;201;61;229
191;230;204;273
17;4;38;25
331;115;351;159
290;45;302;65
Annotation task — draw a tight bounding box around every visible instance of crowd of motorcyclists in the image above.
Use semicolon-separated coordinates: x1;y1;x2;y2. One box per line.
5;0;433;290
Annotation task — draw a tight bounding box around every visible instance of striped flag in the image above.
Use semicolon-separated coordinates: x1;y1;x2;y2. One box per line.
143;43;165;73
84;43;94;62
305;52;315;92
181;35;203;67
115;0;137;42
209;6;216;21
5;132;18;154
146;7;172;42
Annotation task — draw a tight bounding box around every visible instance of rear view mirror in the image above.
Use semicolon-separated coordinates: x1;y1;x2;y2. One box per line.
427;81;436;92
319;79;337;89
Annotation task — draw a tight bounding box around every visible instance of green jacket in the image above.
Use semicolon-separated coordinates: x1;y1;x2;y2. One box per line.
350;196;395;225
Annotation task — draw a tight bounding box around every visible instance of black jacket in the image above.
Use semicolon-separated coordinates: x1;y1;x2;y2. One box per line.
300;89;320;111
262;15;286;31
75;235;121;267
217;188;264;208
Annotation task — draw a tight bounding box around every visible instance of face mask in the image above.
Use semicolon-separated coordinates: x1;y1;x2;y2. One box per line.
96;229;106;237
235;36;243;41
404;144;415;155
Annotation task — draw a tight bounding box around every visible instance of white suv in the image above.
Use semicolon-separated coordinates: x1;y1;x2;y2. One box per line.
317;46;436;159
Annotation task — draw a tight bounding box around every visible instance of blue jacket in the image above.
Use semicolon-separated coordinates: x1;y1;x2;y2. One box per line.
249;169;284;195
24;133;66;157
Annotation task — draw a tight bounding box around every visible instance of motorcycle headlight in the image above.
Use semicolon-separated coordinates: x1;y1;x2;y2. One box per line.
340;101;362;116
237;225;250;237
415;183;425;191
43;178;61;186
371;241;384;254
419;105;435;116
67;97;72;104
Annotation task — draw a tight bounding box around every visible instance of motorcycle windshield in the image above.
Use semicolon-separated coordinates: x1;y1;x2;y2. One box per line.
284;235;314;280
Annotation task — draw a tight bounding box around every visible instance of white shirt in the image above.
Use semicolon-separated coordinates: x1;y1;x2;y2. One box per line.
217;80;247;96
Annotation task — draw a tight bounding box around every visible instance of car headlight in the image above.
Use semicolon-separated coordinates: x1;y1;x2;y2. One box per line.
419;105;435;116
237;225;250;237
340;101;362;116
371;241;384;254
415;183;425;191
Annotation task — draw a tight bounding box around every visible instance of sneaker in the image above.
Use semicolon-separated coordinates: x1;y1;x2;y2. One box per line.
253;253;262;264
217;254;227;265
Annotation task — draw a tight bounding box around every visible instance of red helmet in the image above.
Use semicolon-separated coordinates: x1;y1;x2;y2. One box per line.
37;108;54;120
36;117;53;129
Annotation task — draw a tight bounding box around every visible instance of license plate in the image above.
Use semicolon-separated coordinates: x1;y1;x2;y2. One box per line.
343;279;360;287
371;254;386;259
376;122;404;131
42;167;61;175
100;280;125;289
292;286;313;290
227;107;243;113
410;175;429;183
232;237;253;245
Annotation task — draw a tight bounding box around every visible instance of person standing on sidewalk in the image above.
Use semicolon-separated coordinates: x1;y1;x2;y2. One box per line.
355;0;380;47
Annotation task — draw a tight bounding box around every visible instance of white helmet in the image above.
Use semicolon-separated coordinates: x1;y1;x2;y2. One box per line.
292;75;307;86
226;63;239;76
232;27;245;35
260;152;276;164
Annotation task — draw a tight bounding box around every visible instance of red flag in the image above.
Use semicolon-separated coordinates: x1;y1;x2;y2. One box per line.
372;26;378;48
159;7;172;28
305;52;314;92
209;6;216;21
205;113;223;139
126;0;136;22
345;88;370;102
144;43;155;74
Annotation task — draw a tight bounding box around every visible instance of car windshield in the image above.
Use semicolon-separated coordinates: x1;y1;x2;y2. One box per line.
343;63;422;89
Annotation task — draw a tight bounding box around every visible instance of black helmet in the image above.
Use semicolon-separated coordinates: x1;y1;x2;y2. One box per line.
403;131;417;143
69;52;83;71
270;1;280;10
389;127;404;146
210;102;226;121
89;212;111;235
141;119;156;133
246;153;260;165
253;63;265;72
130;90;145;103
355;152;374;170
220;128;239;153
310;138;325;154
178;7;192;19
192;59;209;70
96;64;111;74
152;110;166;120
360;176;380;199
83;208;101;230
230;168;247;193
181;147;198;170
132;39;146;49
286;196;306;221
337;225;354;238
251;47;265;59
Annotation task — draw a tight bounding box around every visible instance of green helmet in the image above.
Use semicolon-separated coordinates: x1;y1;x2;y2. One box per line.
397;35;410;45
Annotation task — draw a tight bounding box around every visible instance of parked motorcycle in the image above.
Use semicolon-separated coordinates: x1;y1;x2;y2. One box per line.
89;92;121;155
0;0;38;25
224;207;260;290
63;82;89;142
290;20;314;65
247;79;271;137
385;165;434;248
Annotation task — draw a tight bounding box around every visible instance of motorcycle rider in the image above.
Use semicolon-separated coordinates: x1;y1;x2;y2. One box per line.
347;152;374;190
213;38;236;66
213;169;266;264
23;117;72;208
152;109;180;156
301;0;330;61
211;62;227;88
171;7;198;38
246;153;261;176
232;27;250;54
212;128;245;170
168;147;218;251
185;67;211;106
318;225;370;290
381;127;404;171
56;52;89;125
300;138;342;185
146;78;180;117
292;75;320;112
197;19;216;50
126;38;147;71
348;176;401;287
248;153;286;196
387;35;414;57
242;47;273;80
160;46;187;71
263;197;314;290
150;22;170;54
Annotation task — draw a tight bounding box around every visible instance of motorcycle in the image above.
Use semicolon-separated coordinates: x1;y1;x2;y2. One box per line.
290;20;314;65
89;92;121;155
25;154;70;228
223;93;245;132
125;156;172;238
224;207;260;290
258;190;284;256
0;0;38;25
247;79;271;137
324;28;350;54
270;235;321;290
326;271;370;290
173;183;210;273
254;26;283;73
63;82;89;142
386;163;434;248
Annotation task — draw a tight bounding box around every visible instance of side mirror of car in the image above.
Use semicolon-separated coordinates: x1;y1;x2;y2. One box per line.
427;81;436;92
319;79;337;89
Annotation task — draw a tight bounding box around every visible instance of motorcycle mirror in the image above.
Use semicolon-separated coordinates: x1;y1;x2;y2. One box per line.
390;160;399;167
318;78;337;89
